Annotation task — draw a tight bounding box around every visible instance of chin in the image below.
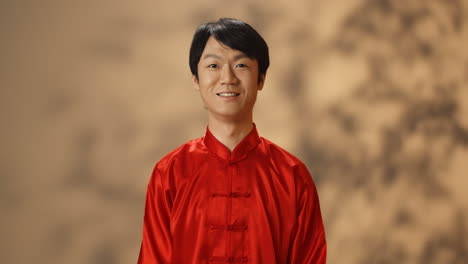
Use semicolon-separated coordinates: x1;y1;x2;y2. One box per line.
209;109;243;119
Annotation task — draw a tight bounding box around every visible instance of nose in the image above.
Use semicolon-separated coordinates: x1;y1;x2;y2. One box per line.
220;64;238;85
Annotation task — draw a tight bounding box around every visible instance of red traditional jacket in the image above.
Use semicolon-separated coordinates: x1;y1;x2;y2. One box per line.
138;124;326;264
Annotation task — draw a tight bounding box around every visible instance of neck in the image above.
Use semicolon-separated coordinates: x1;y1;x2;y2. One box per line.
207;116;254;152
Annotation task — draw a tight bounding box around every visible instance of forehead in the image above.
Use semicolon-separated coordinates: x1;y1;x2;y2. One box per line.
201;36;247;58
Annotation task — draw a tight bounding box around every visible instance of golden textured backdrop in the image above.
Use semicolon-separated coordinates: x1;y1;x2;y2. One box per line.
2;0;468;263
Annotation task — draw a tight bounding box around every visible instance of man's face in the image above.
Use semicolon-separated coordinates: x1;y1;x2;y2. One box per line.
193;36;265;121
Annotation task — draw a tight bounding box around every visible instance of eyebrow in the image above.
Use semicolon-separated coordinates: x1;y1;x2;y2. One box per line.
233;54;249;60
202;53;250;60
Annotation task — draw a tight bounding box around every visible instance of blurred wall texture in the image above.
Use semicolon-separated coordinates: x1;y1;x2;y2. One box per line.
1;0;468;263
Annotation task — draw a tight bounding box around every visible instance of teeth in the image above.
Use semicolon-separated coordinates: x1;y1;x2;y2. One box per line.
217;92;239;97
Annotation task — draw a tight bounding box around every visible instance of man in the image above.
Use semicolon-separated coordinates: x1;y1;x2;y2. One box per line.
138;18;326;264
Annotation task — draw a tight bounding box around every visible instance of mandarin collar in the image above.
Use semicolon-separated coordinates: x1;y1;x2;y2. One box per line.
203;123;261;163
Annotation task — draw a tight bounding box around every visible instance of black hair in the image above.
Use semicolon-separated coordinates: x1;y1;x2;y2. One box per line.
189;18;269;82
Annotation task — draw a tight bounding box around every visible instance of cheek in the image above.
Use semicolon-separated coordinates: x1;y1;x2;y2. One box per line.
200;75;217;88
200;79;214;90
199;69;218;80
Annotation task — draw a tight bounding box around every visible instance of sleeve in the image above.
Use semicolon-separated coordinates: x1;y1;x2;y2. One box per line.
137;166;173;264
287;163;327;264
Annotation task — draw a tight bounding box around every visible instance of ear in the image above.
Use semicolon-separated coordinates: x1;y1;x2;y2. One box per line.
192;75;200;91
257;74;266;91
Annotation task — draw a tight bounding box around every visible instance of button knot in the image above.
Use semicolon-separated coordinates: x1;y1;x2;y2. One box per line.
229;191;250;198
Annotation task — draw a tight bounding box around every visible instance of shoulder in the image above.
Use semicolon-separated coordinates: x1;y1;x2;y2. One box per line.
259;137;314;184
147;137;206;189
259;137;304;167
154;137;206;172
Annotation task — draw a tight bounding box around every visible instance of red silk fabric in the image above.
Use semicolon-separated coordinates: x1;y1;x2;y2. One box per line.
138;124;326;263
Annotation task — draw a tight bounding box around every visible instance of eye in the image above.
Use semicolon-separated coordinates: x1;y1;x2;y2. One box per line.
236;64;248;68
207;64;218;68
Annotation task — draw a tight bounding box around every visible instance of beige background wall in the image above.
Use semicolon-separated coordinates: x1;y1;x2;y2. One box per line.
1;0;468;263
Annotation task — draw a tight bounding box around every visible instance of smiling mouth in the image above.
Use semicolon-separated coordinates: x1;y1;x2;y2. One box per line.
216;92;240;97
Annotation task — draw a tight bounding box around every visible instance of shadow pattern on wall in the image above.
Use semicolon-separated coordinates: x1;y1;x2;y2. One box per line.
289;0;468;263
